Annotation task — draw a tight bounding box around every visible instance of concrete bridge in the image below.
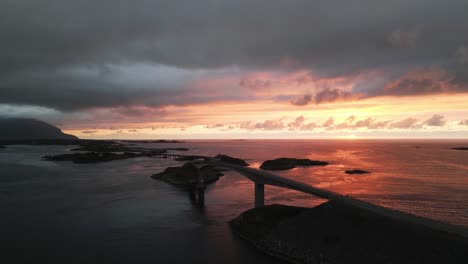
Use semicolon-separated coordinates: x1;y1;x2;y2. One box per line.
190;159;468;237
191;159;341;208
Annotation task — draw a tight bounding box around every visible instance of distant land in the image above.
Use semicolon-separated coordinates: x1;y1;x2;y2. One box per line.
0;118;78;141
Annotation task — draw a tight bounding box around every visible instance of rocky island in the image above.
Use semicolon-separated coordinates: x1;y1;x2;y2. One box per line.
214;154;249;166
260;158;329;170
344;169;370;174
151;154;248;188
452;147;468;151
42;139;191;163
151;163;224;188
120;140;184;144
230;199;468;264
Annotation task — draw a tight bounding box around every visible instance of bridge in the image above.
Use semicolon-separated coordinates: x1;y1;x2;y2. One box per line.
189;159;468;237
191;159;341;208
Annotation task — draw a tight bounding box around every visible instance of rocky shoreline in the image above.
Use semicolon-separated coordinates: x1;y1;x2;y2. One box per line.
230;200;468;264
41;140;189;163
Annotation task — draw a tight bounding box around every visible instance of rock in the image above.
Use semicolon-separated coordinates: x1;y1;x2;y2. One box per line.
260;158;329;170
71;140;129;152
151;163;223;187
0;145;5;149
345;169;370;174
214;154;249;166
229;204;306;240
174;155;206;161
42;149;167;163
452;147;468;151
42;152;140;163
230;200;468;264
42;139;186;164
120;140;183;143
167;147;190;151
71;141;189;153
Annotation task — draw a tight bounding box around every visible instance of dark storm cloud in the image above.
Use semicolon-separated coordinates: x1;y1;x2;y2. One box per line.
1;0;468;111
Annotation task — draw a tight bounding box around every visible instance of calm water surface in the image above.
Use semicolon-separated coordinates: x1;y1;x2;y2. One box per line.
1;140;467;263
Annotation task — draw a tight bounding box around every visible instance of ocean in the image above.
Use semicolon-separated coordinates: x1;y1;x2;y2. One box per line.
1;139;467;263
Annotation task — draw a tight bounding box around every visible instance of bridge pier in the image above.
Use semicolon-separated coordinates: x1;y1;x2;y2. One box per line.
255;183;264;208
195;166;205;208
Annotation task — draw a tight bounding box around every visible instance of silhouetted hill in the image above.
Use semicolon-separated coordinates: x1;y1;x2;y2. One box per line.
0;118;78;141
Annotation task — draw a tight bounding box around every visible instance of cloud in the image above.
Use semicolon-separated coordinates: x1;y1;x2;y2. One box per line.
457;46;468;64
423;114;446;126
331;116;391;130
290;95;313;106
388;27;422;48
206;123;224;128
300;122;318;130
237;119;285;131
288;116;305;128
390;118;419;129
1;0;468;126
322;118;335;127
255;119;285;130
82;130;98;134
239;78;272;91
287;116;317;131
315;88;356;104
376;68;457;97
290;88;358;106
354;118;391;129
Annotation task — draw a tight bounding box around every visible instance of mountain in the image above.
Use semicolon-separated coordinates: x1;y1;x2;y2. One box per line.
0;118;78;140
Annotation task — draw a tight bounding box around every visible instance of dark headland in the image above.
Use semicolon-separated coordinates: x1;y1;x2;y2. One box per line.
0;118;77;143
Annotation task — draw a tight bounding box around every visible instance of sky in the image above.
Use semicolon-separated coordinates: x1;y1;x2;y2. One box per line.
1;0;467;139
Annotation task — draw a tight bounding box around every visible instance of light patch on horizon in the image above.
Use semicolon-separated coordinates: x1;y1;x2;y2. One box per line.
62;92;468;139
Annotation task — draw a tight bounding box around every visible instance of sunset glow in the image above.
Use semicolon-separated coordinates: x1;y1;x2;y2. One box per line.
1;1;467;139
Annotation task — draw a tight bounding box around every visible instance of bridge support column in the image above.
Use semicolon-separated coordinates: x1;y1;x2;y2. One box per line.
255;183;264;208
195;167;205;208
